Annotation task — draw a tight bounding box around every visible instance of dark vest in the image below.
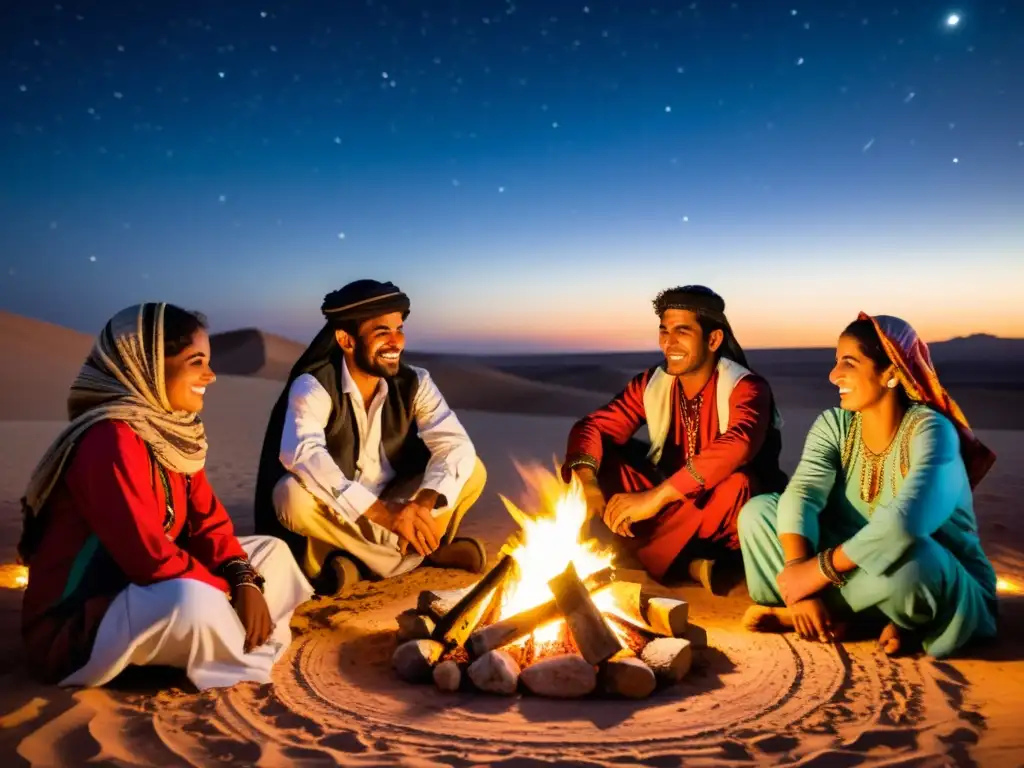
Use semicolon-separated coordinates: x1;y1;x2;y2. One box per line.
252;355;430;561
311;360;431;482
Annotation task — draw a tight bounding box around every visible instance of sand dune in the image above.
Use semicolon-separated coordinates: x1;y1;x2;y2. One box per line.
2;312;1023;765
208;328;307;381
0;312;92;421
207;330;613;417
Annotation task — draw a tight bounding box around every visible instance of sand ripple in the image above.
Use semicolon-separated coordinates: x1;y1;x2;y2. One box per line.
20;601;981;767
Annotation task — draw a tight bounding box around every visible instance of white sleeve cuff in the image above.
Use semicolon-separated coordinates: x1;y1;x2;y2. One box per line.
340;481;380;519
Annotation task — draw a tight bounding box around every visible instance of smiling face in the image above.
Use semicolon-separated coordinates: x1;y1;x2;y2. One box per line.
658;308;723;377
337;311;406;377
164;328;216;412
829;333;896;412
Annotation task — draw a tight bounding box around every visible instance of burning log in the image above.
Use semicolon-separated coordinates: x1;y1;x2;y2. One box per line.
646;597;689;637
432;553;518;648
606;581;689;637
520;654;597;698
417;585;475;620
392;639;445;683
548;562;622;665
433;659;462;692
641;637;693;683
466;566;616;658
600;650;657;699
467;649;520;695
396;609;436;642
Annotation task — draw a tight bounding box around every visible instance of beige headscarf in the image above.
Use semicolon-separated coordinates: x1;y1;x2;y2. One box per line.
19;303;208;562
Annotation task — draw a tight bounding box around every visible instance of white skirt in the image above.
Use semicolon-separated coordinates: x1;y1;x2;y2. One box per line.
60;535;315;691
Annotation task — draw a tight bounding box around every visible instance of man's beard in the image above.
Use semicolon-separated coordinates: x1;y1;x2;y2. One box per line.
354;339;401;377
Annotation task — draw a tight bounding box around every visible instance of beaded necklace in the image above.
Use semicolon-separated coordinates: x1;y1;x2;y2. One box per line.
679;391;703;458
840;405;926;509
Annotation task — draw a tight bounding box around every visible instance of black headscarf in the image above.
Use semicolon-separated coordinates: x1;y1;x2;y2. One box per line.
252;280;411;555
652;284;749;368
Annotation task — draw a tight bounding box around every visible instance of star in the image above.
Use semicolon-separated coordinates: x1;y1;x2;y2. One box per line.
89;255;97;262
946;13;961;27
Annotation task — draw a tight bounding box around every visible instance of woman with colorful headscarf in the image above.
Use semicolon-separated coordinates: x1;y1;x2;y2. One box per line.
738;313;997;658
19;303;313;689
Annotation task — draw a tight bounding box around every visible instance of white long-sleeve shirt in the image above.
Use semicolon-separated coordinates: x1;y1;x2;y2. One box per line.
278;360;477;523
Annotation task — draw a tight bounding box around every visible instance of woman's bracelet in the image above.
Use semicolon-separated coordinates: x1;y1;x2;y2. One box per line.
817;548;846;587
219;557;266;594
784;555;811;567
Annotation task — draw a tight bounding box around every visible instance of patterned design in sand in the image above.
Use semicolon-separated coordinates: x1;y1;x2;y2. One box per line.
18;602;985;767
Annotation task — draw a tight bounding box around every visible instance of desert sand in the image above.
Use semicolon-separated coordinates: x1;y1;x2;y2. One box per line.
0;311;1022;766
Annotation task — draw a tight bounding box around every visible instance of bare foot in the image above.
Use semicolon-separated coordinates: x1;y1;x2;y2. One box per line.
742;605;794;633
743;605;850;642
878;622;902;655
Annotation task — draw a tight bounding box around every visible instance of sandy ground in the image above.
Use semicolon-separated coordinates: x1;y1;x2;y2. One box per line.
1;313;1023;766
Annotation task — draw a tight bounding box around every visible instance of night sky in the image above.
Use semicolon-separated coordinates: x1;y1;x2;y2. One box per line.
2;2;1022;352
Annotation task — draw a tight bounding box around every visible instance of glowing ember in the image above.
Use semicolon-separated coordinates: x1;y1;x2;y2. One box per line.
996;577;1020;594
4;564;29;589
497;463;623;648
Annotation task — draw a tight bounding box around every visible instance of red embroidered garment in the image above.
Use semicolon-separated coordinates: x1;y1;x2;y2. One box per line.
22;420;247;682
564;367;785;580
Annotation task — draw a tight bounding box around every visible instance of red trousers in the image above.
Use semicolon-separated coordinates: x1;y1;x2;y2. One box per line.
594;441;754;582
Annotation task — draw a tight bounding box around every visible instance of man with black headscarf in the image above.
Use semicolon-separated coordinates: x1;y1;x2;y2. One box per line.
253;279;487;593
562;286;787;593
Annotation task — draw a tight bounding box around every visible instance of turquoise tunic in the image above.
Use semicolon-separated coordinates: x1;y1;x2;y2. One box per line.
738;403;997;658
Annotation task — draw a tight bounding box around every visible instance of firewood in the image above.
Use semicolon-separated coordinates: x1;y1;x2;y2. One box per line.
600;650;657;699
433;659;462;692
432;554;517;648
520;654;597;698
467;649;520;695
641;637;693;683
548;562;622;665
392;639;445;683
644;597;689;637
605;581;689;637
417;585;475;620
686;623;708;649
466;566;616;658
396;610;436;642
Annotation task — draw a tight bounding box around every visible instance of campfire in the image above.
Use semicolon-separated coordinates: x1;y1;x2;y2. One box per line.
391;465;704;699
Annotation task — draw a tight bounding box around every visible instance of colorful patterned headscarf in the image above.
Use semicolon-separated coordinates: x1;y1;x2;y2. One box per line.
19;303;209;563
858;312;995;488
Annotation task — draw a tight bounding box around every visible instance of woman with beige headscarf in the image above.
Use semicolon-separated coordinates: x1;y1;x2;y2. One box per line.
738;313;997;659
19;303;313;689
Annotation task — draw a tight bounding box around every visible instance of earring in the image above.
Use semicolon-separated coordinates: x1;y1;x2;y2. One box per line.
887;378;898;389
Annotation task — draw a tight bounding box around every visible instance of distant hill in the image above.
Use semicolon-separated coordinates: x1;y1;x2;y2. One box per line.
1;311;1021;425
208;328;306;380
206;330;611;417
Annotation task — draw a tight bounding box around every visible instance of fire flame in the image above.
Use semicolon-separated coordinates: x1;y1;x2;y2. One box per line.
497;462;621;647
